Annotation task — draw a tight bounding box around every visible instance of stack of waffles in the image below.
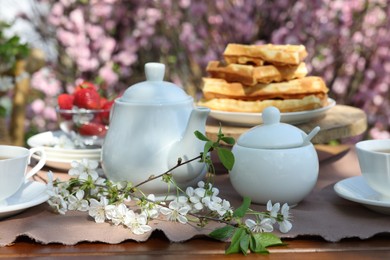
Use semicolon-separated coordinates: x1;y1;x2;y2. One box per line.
198;43;329;113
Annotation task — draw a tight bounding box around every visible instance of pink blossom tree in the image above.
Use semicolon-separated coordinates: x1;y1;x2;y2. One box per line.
19;0;390;140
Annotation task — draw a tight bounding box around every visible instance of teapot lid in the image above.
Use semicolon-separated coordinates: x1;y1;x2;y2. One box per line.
120;62;192;104
237;106;306;149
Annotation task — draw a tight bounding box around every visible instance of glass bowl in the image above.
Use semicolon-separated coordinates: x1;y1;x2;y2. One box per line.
56;107;110;148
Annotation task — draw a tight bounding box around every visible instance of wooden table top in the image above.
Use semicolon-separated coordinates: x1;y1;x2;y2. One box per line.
1;234;390;259
206;105;368;144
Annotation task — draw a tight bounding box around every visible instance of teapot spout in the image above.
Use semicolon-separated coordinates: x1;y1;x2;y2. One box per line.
181;106;210;149
168;106;210;184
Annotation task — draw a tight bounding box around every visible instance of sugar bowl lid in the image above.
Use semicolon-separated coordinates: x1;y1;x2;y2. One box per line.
120;62;192;104
237;106;319;149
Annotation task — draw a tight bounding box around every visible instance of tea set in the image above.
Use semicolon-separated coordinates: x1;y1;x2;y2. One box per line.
2;62;390;218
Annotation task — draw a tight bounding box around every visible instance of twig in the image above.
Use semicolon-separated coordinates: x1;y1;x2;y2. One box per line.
133;154;203;189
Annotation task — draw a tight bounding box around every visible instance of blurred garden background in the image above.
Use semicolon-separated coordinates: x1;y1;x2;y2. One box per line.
0;0;389;143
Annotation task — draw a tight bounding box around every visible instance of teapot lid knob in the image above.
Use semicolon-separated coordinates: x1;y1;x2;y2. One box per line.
119;62;192;104
145;62;165;81
262;106;280;125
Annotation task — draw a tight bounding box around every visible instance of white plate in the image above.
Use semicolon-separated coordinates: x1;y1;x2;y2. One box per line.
0;181;49;219
208;98;336;126
334;176;390;215
27;131;101;156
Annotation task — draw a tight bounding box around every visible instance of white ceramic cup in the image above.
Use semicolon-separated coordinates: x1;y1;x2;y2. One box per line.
0;145;47;206
355;139;390;200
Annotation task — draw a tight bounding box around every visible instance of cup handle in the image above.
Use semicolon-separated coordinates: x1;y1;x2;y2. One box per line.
25;147;47;180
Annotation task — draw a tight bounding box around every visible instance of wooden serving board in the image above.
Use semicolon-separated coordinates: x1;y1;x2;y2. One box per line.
205;105;367;144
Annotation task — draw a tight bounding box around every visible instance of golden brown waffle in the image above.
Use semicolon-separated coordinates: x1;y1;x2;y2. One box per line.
198;95;328;113
206;61;308;85
201;76;328;101
223;43;308;66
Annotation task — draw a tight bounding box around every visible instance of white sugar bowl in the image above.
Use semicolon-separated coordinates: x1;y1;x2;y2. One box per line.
229;106;320;206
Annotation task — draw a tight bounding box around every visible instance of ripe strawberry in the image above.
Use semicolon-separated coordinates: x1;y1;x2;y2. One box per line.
78;122;107;137
100;99;114;124
100;97;108;108
75;81;97;92
73;88;101;109
57;94;74;110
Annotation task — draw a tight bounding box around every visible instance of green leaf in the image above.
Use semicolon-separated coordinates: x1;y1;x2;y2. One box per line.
249;234;268;254
221;136;235;145
194;130;210;141
209;225;235;241
233;197;251;218
239;233;250;255
225;227;246;254
217;125;223;138
253;233;284;248
216;147;235;170
203;141;213;161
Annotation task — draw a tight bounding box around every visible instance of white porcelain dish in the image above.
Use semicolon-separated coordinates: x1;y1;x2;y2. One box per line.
0;181;49;219
27;131;101;155
334;176;390;215
208;98;335;126
229;107;319;206
28;131;102;170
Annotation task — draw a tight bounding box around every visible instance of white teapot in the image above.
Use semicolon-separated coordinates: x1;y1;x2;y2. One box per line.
102;63;210;195
229;106;320;206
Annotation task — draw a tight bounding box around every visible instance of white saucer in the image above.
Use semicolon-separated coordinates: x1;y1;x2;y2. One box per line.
334;176;390;215
0;181;49;219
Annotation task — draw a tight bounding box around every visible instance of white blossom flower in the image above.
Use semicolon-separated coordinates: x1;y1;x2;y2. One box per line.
217;199;233;217
186;187;203;211
47;194;68;215
47;182;70;214
46;171;54;191
88;197;109;223
278;203;292;233
267;200;280;220
53;135;76;149
68;159;99;181
67;190;89;211
194;186;206;198
160;200;190;224
105;203;129;226
124;211;152;235
211;187;219;197
176;195;189;206
197;181;205;188
245;218;274;233
141;194;160;219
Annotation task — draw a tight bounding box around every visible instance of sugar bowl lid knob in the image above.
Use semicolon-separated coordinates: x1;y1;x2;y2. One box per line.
262;106;280;125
